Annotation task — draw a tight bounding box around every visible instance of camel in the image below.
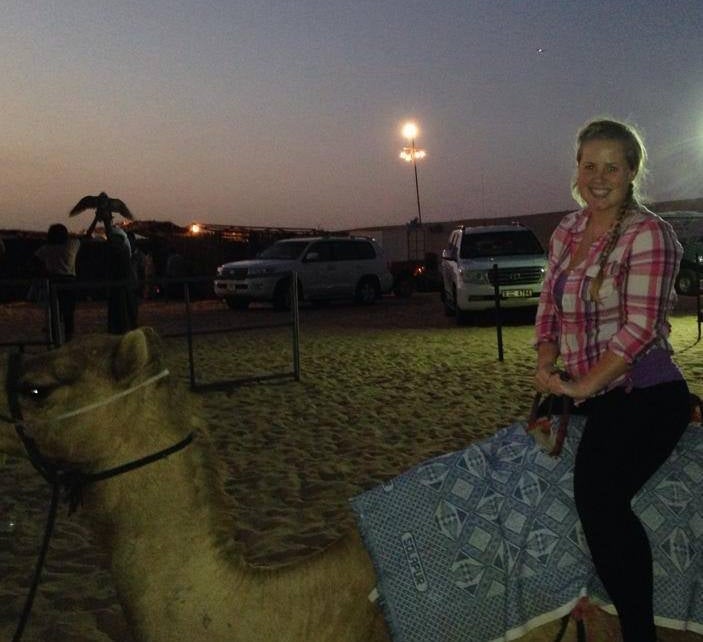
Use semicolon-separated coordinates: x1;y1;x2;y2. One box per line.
0;329;389;642
0;329;638;642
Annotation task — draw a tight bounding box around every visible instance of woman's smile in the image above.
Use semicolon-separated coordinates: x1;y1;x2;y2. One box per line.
577;139;634;218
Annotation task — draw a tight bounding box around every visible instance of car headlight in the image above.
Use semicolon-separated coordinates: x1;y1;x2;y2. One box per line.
697;254;703;265
460;269;488;284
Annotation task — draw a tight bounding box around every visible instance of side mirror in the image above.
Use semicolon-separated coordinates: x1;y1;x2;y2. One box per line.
304;251;320;262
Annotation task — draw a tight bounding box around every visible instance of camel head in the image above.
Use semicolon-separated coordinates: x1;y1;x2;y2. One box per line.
0;328;172;470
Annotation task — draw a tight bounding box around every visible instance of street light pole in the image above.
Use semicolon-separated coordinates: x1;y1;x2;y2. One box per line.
399;122;426;225
410;138;422;225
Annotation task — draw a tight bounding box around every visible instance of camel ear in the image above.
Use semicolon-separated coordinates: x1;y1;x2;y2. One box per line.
113;328;163;382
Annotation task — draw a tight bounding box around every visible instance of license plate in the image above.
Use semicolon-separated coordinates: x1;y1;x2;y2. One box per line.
502;289;532;298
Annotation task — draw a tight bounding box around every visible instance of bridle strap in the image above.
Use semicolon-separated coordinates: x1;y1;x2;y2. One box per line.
4;351;192;641
58;432;194;514
4;352;23;424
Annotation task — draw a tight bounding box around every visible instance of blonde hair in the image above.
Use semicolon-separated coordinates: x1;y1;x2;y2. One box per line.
572;119;647;300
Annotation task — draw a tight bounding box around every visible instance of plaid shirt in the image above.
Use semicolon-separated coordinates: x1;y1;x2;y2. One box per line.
534;207;682;391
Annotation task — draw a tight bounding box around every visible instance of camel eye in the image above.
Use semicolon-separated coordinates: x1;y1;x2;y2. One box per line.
18;382;54;401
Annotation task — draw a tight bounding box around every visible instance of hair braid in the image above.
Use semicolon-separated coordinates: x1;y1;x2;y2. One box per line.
588;183;633;300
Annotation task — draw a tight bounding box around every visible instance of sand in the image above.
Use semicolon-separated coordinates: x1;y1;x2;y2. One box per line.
1;294;702;641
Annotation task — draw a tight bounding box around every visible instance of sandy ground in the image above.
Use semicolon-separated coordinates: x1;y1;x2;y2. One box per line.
1;294;702;641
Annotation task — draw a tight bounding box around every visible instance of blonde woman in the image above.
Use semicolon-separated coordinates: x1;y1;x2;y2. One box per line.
533;119;689;641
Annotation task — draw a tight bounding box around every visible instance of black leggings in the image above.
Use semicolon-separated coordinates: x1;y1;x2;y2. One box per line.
574;380;690;642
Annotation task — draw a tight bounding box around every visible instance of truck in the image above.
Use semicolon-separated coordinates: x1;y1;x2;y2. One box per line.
343;221;443;297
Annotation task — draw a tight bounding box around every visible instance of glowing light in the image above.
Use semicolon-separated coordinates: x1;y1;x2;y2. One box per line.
190;223;202;234
402;122;418;139
400;148;426;162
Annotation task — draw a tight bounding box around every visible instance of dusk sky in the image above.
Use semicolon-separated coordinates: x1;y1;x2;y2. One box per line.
2;1;703;233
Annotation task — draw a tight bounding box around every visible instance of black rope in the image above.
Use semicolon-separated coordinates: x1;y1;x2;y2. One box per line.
551;606;589;642
13;480;61;642
576;619;587;642
553;613;571;642
61;432;194;514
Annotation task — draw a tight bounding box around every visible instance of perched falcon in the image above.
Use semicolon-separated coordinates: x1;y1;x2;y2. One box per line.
69;192;134;221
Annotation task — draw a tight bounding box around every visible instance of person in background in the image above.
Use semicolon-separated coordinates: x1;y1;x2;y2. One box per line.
127;231;146;294
86;213;138;333
34;223;81;341
165;251;186;299
142;250;156;299
533;119;689;642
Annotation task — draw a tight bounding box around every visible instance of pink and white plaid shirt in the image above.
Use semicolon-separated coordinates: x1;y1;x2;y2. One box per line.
534;207;682;391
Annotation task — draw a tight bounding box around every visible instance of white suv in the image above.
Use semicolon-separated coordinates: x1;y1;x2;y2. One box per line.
440;224;547;322
214;236;394;309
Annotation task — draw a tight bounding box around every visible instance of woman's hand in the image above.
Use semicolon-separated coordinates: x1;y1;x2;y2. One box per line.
534;365;557;394
555;351;629;401
548;376;590;402
535;368;589;402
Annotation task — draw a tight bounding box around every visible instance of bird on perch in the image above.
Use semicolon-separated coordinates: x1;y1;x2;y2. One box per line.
69;192;134;223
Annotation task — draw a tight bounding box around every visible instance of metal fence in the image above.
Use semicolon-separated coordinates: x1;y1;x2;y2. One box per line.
0;275;302;390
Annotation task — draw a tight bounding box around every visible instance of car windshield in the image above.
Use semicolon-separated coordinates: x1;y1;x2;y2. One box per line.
258;240;311;260
460;231;543;259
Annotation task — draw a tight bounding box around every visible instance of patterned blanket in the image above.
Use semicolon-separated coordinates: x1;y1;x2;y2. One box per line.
350;417;703;641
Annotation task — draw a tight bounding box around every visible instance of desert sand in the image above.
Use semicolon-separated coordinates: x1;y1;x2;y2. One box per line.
1;293;701;641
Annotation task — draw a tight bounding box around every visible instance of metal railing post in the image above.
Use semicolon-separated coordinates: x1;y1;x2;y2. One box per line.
697;284;701;342
184;282;196;388
291;271;301;381
492;264;504;362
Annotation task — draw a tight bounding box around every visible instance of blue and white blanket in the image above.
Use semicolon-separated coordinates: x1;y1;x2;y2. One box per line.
350;417;703;641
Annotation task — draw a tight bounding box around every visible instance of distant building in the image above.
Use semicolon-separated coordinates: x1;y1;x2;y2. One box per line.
341;197;703;264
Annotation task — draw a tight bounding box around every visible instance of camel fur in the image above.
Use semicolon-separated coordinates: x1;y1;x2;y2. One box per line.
0;329;388;642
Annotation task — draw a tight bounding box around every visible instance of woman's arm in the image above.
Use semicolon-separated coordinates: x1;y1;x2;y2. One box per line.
533;215;575;391
607;219;682;362
534;341;560;393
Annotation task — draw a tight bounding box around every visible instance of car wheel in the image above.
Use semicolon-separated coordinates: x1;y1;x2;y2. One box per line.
675;269;697;296
452;285;470;325
393;274;414;298
225;296;250;310
441;288;454;316
355;277;380;304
